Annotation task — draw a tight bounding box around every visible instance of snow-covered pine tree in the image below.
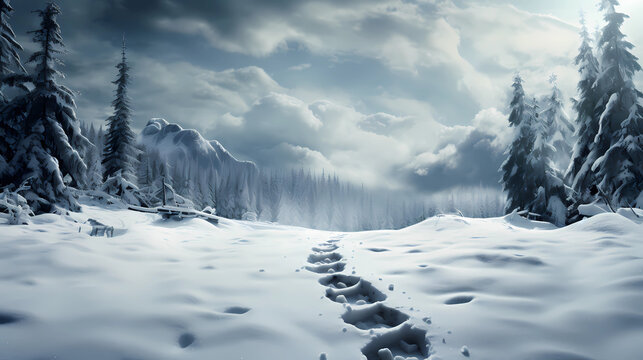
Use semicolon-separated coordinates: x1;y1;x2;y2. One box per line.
529;98;569;226
267;170;282;222
501;75;538;214
567;15;602;207
2;2;89;213
0;0;24;103
591;0;643;208
0;0;26;184
88;124;104;189
102;37;139;202
540;74;574;171
80;122;103;189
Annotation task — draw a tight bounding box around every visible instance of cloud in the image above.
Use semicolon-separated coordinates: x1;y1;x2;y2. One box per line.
213;94;416;189
232;92;323;151
252;143;334;170
406;107;510;192
121;0;581;111
289;63;312;71
12;0;590;130
132;63;281;131
359;113;413;135
11;0;632;194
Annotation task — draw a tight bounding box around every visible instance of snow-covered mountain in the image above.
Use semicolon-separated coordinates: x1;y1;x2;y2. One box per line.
138;118;259;218
139;118;257;178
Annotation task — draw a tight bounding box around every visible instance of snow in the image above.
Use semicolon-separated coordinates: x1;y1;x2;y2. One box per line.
578;200;611;217
138;118;256;177
1;203;642;359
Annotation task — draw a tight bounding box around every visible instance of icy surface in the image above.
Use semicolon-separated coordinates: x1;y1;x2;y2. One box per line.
0;205;642;359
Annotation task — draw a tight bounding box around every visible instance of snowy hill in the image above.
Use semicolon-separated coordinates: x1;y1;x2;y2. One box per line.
1;204;642;360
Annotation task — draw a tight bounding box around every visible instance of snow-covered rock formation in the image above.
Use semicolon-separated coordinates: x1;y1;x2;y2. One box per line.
138;118;259;218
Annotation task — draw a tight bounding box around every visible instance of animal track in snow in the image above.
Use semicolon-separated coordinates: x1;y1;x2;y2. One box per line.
306;260;346;274
360;323;429;360
325;278;386;304
319;274;361;289
308;252;343;264
312;244;339;253
342;303;409;330
307;237;429;359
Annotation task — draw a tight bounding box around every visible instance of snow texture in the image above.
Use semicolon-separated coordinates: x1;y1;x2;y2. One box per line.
1;202;642;359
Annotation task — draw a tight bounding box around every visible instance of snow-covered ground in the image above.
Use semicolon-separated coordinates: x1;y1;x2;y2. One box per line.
1;203;642;360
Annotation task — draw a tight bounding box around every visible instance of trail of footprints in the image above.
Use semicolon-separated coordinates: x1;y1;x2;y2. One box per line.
307;236;429;360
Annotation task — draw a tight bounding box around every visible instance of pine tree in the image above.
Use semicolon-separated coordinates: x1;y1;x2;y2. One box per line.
567;15;602;206
0;0;24;102
541;74;574;171
102;37;139;201
501;75;538;213
591;0;643;207
2;2;89;213
529;99;568;225
0;0;26;183
84;123;103;189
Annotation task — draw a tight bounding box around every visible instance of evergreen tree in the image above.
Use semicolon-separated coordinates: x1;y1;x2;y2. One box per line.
2;2;89;213
0;0;26;183
591;0;643;207
540;74;574;171
89;125;104;188
529;99;568;225
567;15;602;206
0;0;24;102
501;75;538;213
102;37;139;200
80;122;103;189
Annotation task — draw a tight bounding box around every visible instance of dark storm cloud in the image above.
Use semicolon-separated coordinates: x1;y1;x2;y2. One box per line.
405;129;506;192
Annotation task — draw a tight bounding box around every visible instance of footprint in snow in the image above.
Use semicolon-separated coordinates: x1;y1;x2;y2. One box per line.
360;323;429;360
0;312;23;325
325;278;386;304
367;248;390;252
342;303;409;330
312;244;339;253
319;274;361;288
308;252;343;264
224;306;251;314
444;295;474;305
178;332;195;348
306;261;346;274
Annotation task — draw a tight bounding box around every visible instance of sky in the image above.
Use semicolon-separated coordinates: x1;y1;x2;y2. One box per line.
8;0;643;194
